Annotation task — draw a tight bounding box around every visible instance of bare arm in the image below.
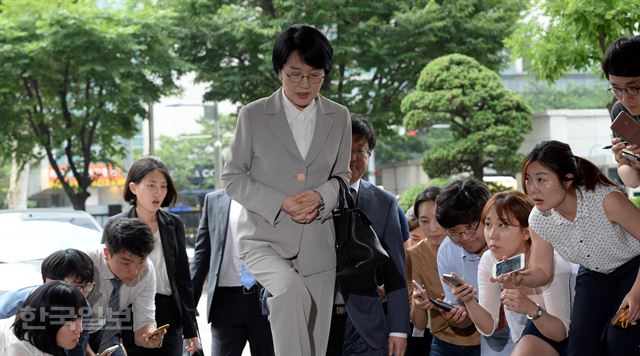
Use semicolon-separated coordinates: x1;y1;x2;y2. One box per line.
604;191;640;322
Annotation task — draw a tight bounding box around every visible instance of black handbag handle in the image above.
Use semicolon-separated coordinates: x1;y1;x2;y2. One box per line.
330;176;355;209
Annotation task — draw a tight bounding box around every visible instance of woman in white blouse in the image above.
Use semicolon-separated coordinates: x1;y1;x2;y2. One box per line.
0;281;85;356
446;191;574;356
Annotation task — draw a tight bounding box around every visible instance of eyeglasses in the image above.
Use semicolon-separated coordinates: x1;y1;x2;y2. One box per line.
608;86;640;98
446;222;479;241
284;71;325;84
351;147;370;158
73;282;95;294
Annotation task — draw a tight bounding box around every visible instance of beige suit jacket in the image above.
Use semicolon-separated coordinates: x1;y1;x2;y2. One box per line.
222;88;351;276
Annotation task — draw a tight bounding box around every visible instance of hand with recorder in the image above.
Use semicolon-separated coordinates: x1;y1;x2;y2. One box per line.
609;111;640;187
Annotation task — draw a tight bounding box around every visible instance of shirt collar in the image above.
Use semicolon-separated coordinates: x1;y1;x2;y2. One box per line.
281;89;317;124
349;179;361;194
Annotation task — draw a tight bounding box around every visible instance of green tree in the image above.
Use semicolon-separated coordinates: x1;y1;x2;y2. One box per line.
0;160;10;209
155;114;236;195
169;0;526;140
507;0;640;82
402;54;532;179
0;0;184;210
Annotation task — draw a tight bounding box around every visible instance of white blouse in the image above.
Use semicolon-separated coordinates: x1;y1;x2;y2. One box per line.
529;184;640;273
477;251;576;342
0;316;52;356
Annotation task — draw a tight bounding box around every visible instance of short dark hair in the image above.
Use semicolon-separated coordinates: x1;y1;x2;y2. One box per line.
521;140;618;193
123;157;177;207
104;218;154;258
435;178;490;229
13;281;86;355
413;186;442;218
351;113;376;151
602;35;640;79
272;25;333;75
41;249;94;284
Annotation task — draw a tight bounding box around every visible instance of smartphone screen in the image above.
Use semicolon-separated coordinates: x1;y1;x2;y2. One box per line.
493;253;525;278
428;297;455;312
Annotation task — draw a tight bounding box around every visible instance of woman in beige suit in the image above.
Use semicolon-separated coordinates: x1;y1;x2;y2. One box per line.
222;25;351;356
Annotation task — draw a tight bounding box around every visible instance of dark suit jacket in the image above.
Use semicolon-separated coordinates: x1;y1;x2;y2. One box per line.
338;179;410;349
190;190;232;322
104;208;198;338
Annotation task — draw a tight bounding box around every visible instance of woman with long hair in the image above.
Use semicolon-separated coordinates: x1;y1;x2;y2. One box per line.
516;140;640;355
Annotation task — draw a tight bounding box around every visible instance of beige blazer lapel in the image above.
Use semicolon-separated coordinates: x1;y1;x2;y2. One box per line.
265;89;304;161
305;95;335;165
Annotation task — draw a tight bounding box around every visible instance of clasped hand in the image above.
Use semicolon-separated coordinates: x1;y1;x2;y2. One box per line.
282;190;321;224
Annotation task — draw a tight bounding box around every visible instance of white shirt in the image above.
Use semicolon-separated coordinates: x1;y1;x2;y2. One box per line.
218;200;244;287
85;248;157;333
149;230;172;295
282;90;317;160
477;251;576;342
529;184;640;273
0;316;51;355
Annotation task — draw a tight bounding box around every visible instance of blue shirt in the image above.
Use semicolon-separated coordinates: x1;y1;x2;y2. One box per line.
436;237;482;304
0;285;38;319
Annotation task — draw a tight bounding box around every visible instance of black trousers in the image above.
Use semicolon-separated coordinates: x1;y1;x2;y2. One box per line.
210;286;275;356
568;255;640;356
123;294;184;356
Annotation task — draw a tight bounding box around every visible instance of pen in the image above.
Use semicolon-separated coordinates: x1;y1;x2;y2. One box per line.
603;141;628;149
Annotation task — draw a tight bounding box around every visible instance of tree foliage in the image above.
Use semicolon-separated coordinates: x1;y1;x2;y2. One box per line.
0;0;184;210
507;0;640;82
169;0;526;140
155;114;236;196
402;54;532;179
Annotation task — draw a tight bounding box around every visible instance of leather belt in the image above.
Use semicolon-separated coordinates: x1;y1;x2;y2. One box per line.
217;284;261;295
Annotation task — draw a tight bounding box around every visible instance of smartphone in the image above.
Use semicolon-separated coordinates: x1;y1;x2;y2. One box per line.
97;345;120;356
152;323;170;335
611;111;640;146
428;297;455;312
492;253;525;278
442;273;463;287
411;280;427;300
622;150;640;163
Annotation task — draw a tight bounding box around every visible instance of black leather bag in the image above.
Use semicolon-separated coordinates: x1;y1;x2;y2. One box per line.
331;176;389;278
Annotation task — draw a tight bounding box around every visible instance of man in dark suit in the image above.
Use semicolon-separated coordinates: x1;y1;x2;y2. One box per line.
327;114;410;356
190;190;275;356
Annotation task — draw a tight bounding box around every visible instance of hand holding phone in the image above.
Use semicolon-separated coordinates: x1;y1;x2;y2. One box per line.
412;280;427;300
492;253;525;278
428;297;455;312
622;150;640;163
152;324;170;336
442;273;463;287
97;345;120;356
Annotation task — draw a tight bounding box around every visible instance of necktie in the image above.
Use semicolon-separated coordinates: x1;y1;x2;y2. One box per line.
240;264;256;290
349;187;358;205
99;278;122;352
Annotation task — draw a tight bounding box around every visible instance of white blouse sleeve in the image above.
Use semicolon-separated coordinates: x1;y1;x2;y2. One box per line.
477;251;501;336
542;253;574;337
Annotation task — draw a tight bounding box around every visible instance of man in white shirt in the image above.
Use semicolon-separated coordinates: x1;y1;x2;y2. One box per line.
86;217;166;355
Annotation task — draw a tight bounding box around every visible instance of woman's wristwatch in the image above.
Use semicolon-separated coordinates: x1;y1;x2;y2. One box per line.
527;303;544;321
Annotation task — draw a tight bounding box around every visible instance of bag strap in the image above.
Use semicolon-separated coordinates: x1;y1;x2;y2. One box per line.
330;176;355;209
